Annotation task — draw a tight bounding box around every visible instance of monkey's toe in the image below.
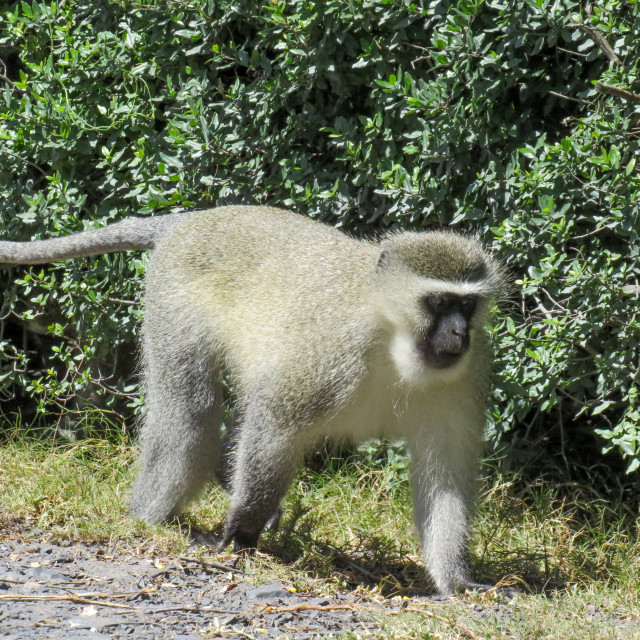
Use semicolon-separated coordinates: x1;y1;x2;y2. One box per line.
264;506;283;532
219;525;261;553
231;531;260;553
233;540;257;554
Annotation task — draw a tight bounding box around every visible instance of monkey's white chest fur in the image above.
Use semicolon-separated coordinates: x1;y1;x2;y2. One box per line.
318;345;456;444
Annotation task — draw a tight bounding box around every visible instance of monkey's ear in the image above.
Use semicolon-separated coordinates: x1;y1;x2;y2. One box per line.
376;249;390;270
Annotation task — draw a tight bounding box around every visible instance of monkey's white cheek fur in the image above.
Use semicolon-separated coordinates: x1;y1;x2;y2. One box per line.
390;330;470;385
390;331;428;384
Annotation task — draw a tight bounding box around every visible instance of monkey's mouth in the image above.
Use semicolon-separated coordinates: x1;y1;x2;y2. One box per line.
427;350;464;369
416;340;467;369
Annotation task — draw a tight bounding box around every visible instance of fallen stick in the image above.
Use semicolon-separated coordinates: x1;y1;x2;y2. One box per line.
0;593;138;610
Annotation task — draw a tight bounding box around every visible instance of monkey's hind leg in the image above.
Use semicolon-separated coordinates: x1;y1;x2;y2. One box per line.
216;411;284;534
130;344;224;525
221;405;303;551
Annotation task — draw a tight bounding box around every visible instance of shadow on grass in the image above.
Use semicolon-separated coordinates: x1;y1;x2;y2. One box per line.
177;493;586;599
178;515;554;598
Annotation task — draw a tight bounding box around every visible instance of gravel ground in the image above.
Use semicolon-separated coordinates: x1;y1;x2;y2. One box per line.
0;530;413;640
2;521;638;639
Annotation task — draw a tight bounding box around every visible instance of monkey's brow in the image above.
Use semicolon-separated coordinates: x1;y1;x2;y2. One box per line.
426;290;480;297
421;278;488;296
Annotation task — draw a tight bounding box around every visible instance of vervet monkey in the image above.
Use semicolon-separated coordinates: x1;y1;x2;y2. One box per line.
0;205;504;594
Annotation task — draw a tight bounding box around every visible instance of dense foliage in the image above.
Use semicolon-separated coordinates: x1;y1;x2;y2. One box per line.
0;1;638;472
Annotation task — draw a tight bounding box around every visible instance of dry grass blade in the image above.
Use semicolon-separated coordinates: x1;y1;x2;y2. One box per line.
0;593;138;609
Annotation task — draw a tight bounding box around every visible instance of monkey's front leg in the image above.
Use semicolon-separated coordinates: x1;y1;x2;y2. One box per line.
409;416;484;595
220;411;302;552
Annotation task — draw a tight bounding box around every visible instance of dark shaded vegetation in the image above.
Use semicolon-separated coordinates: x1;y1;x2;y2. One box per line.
0;1;638;492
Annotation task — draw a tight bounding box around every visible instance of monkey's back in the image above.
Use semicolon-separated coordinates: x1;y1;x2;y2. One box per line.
144;206;382;421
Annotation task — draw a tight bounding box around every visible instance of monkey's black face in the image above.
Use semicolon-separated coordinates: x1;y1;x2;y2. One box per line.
417;294;478;369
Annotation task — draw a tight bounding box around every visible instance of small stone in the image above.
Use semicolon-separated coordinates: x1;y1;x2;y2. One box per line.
56;554;74;564
26;567;69;582
247;583;293;601
275;612;294;624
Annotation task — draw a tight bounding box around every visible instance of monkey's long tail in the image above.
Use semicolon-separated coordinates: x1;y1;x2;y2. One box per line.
0;213;190;264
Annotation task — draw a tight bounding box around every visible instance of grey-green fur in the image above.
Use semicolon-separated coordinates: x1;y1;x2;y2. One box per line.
0;205;504;595
0;214;190;264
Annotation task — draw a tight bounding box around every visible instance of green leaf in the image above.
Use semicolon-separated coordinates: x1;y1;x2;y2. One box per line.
592;401;614;416
626;157;636;176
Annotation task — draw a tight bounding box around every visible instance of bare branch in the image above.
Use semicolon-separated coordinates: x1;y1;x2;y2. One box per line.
549;90;590;105
595;82;640;104
570;22;621;64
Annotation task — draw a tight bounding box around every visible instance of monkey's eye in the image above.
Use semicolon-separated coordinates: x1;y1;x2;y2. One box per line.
424;294;448;313
432;294;447;310
459;297;477;314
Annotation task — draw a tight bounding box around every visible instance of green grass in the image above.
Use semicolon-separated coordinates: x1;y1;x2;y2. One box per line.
0;433;638;639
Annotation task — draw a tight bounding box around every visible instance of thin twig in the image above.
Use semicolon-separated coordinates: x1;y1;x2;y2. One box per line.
179;555;245;574
148;605;239;614
0;592;241;616
1;149;49;177
0;73;22;91
262;604;356;614
0;58;24;92
595;82;640;104
65;589;151;600
557;47;588;58
0;594;138;609
570;22;621;64
549;90;590;105
104;296;138;306
572;226;607;240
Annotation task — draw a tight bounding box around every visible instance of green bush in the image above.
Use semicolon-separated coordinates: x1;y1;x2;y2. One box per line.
0;1;638;472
